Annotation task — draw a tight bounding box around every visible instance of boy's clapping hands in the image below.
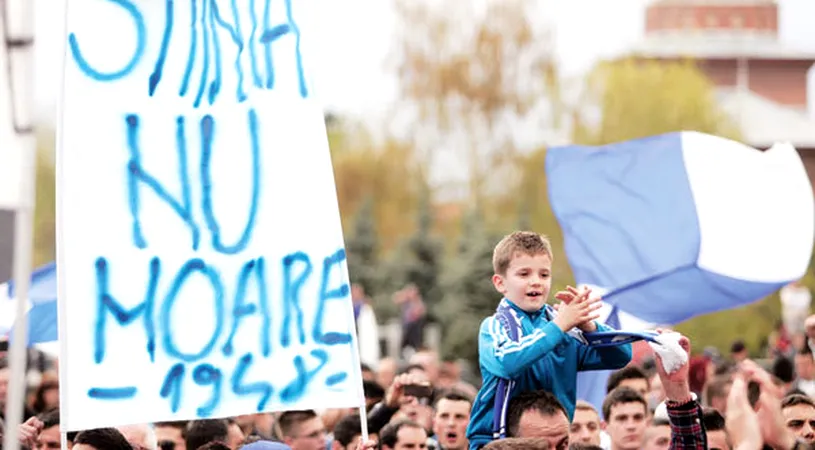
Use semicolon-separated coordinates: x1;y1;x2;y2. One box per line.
552;286;602;332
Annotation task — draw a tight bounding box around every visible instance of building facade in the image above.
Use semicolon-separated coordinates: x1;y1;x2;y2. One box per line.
630;0;815;186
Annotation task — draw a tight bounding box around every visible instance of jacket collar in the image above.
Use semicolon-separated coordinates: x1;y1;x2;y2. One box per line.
499;298;552;322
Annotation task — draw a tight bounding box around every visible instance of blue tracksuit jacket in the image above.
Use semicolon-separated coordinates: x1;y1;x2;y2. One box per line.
466;298;632;449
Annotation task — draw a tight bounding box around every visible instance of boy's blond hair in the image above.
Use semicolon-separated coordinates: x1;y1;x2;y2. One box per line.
492;231;553;275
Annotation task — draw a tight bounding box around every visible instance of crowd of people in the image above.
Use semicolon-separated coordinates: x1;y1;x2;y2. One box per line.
0;230;813;450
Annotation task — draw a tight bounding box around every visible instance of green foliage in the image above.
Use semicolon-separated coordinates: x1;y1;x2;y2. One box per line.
33;128;56;268
676;295;781;357
344;196;380;297
389;190;444;318
331;133;425;252
573;58;741;145
437;210;501;363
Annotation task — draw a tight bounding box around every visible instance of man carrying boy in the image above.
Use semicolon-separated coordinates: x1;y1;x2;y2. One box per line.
466;231;633;449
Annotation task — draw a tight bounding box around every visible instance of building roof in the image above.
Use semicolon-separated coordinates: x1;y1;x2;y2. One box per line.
716;88;815;148
630;32;815;61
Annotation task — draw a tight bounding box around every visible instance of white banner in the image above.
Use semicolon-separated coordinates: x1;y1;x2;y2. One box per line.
59;0;363;430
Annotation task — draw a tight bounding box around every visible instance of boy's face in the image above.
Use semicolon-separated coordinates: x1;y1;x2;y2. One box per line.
492;252;552;312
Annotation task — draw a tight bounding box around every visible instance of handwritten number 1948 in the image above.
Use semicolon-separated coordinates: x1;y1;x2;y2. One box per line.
158;351;342;416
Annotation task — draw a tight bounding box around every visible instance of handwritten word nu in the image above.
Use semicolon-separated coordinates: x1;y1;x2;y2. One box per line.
90;248;351;415
125;111;260;254
68;0;308;106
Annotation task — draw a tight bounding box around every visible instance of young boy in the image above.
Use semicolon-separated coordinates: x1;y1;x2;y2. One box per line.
466;231;633;449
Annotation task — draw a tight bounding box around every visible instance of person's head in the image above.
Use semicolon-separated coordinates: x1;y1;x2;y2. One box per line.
796;346;815;380
506;390;569;450
782;394;815;444
277;410;326;450
410;349;440;384
351;283;365;301
73;428;133;450
438;359;462;388
378;420;428;450
155;421;188;450
33;408;61;450
377;357;398;388
730;340;748;362
400;364;428;380
197;443;231;450
0;356;8;409
491;231;554;312
226;419;246;448
432;390;472;450
606;367;650;398
482;437;554;449
640;418;670;450
705;375;733;414
569;401;601;446
331;414;362;450
602;387;648;450
773;356;796;385
360;363;376;382
702;408;729;450
395;373;433;432
117;423;158;450
32;377;60;414
186;420;229;450
363;380;386;411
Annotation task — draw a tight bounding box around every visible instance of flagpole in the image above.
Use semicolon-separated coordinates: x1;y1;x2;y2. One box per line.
2;0;37;448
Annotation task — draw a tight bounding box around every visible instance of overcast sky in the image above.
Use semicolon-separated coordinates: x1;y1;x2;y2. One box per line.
32;0;815;122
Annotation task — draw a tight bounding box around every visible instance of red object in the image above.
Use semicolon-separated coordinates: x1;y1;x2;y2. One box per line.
688;356;710;395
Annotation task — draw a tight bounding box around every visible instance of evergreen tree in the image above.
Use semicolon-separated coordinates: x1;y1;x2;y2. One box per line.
390;190;443;317
344;196;379;296
438;209;500;365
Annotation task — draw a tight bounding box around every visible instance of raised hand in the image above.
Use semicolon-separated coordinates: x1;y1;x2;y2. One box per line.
725;374;762;450
18;416;44;448
653;329;692;401
356;438;378;449
740;359;795;450
552;287;601;332
554;286;600;332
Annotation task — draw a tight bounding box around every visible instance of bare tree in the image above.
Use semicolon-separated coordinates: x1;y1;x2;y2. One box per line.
392;0;561;208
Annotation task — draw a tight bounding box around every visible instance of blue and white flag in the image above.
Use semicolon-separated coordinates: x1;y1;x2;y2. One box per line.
547;131;813;325
547;131;814;412
0;262;57;345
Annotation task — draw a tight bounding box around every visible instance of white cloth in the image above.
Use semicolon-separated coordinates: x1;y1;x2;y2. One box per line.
599;430;611;450
781;284;811;334
648;332;688;374
798;379;815;398
356;303;381;368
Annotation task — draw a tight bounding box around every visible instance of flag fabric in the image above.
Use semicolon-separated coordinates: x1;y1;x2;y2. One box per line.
549;132;814;411
0;262;57;345
546;131;814;325
576;307;622;415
